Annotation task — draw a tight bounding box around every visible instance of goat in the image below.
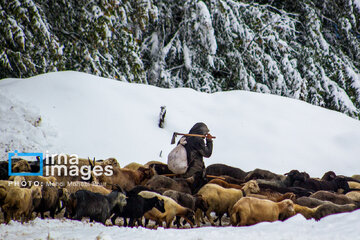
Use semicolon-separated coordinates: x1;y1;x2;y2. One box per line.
66;190;126;224
139;191;195;228
163;190;208;227
111;192;165;227
230;197;294;226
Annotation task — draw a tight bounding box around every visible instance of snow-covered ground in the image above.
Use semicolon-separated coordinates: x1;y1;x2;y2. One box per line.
1;71;360;239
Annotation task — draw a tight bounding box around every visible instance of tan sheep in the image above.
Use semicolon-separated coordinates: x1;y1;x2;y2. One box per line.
345;191;360;202
247;191;296;202
124;162;145;170
196;180;260;226
138;191;195;228
64;182;111;195
293;203;318;220
2;185;42;223
12;160;31;173
230;197;295;226
348;181;360;190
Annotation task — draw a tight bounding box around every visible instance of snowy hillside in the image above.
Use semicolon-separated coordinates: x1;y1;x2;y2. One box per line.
1;71;360;177
1;71;360;239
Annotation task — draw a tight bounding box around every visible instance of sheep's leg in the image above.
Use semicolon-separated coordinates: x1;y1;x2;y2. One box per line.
174;216;181;228
218;213;224;226
111;214;118;225
195;209;202;226
165;216;173;228
144;218;149;227
129;218;135;227
137;218;143;227
41;212;45;219
123;217;128;227
205;209;215;226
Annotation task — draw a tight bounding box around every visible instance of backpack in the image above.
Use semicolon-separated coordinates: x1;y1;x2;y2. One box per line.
167;137;188;174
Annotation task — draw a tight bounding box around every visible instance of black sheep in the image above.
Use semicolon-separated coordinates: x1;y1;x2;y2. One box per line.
291;171;350;193
67;190;127;224
112;194;165;227
34;185;63;219
205;164;248;181
0;161;9;180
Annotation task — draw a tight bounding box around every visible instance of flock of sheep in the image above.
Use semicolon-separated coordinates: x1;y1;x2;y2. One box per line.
0;155;360;228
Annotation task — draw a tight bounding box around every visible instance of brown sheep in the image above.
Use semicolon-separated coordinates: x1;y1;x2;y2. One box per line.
196;180;260;226
314;202;357;220
139;191;195;228
230;197;294;226
145;175;192;194
208;178;244;189
97;167;154;191
310;191;355;205
295;196;332;208
2;185;42;223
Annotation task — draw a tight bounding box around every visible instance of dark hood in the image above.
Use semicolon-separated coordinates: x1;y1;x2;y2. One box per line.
188;122;210;135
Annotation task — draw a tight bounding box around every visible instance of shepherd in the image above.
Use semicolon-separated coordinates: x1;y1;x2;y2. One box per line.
169;122;215;193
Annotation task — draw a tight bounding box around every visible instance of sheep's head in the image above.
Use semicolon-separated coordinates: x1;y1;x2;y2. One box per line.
103;158;120;168
12;160;31;173
243;180;260;194
279;199;295;221
138;167;155;183
283;192;297;201
114;192;127;212
184;208;195;227
31;186;43;208
194;194;208;212
334;177;350;193
321;171;337;181
155;198;165;213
